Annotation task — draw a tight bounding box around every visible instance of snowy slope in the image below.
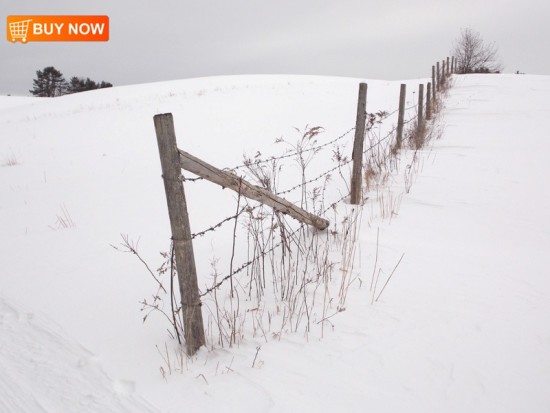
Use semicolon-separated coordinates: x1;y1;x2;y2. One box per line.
0;297;160;412
1;74;549;412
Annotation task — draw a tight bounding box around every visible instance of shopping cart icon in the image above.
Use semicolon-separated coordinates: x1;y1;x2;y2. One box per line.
9;19;32;43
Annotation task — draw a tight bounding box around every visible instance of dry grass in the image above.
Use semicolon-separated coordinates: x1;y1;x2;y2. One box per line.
1;151;19;167
118;75;455;370
50;204;76;230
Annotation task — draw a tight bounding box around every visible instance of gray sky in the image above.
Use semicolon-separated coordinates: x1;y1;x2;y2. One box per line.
2;0;549;95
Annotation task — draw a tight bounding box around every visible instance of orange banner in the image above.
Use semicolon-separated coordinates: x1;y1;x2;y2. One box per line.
7;15;109;43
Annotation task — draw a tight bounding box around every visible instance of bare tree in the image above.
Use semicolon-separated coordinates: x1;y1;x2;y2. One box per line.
452;28;502;74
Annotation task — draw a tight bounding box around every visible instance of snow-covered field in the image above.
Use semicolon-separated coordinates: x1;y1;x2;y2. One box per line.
1;73;549;412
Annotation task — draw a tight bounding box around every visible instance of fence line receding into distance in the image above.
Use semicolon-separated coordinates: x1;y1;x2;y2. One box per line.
152;57;456;355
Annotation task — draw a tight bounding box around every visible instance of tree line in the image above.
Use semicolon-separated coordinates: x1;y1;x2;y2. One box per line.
30;66;113;97
28;29;500;98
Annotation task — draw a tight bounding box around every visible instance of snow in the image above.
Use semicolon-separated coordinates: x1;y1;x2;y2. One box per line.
0;297;160;412
1;73;549;412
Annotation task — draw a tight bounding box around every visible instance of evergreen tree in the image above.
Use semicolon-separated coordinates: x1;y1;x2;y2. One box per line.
98;81;113;89
30;67;68;97
67;77;88;94
67;77;113;94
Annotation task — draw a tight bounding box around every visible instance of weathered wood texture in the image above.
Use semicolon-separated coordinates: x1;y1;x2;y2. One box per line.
178;149;330;230
154;113;206;356
350;83;368;205
436;62;441;91
432;65;436;102
395;83;406;149
418;83;424;127
426;82;432;120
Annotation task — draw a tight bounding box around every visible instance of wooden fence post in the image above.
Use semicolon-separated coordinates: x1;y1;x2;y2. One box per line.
350;82;367;205
154;113;206;356
436;62;441;91
426;82;432;120
432;65;436;103
395;83;406;150
416;84;425;147
418;83;424;127
446;57;450;76
442;60;446;85
451;56;454;74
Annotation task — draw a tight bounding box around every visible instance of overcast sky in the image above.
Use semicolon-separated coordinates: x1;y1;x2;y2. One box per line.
2;0;549;95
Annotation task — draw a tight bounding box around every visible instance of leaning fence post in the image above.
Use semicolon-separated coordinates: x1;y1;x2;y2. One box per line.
395;83;406;150
154;113;206;356
350;82;367;205
426;82;432;120
179;150;329;230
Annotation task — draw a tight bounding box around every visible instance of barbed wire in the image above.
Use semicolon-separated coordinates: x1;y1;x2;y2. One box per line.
225;104;418;175
198;221;303;297
198;187;353;297
381;107;400;119
274;122;399;197
380;103;417;119
405;103;419;112
320;191;352;215
193;105;423;296
182;109;416;212
166;75;447;300
178;105;416;186
275;162;344;197
182;175;204;182
226;126;356;173
191;206;247;239
177;127;356;184
197;109;423;297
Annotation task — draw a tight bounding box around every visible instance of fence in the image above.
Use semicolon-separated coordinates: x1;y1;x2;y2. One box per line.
153;57;456;355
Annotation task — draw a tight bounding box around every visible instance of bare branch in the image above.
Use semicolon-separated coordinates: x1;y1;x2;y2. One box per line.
111;234;167;293
452;28;502;74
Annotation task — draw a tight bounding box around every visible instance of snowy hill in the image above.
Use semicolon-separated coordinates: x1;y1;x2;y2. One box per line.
1;74;549;412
